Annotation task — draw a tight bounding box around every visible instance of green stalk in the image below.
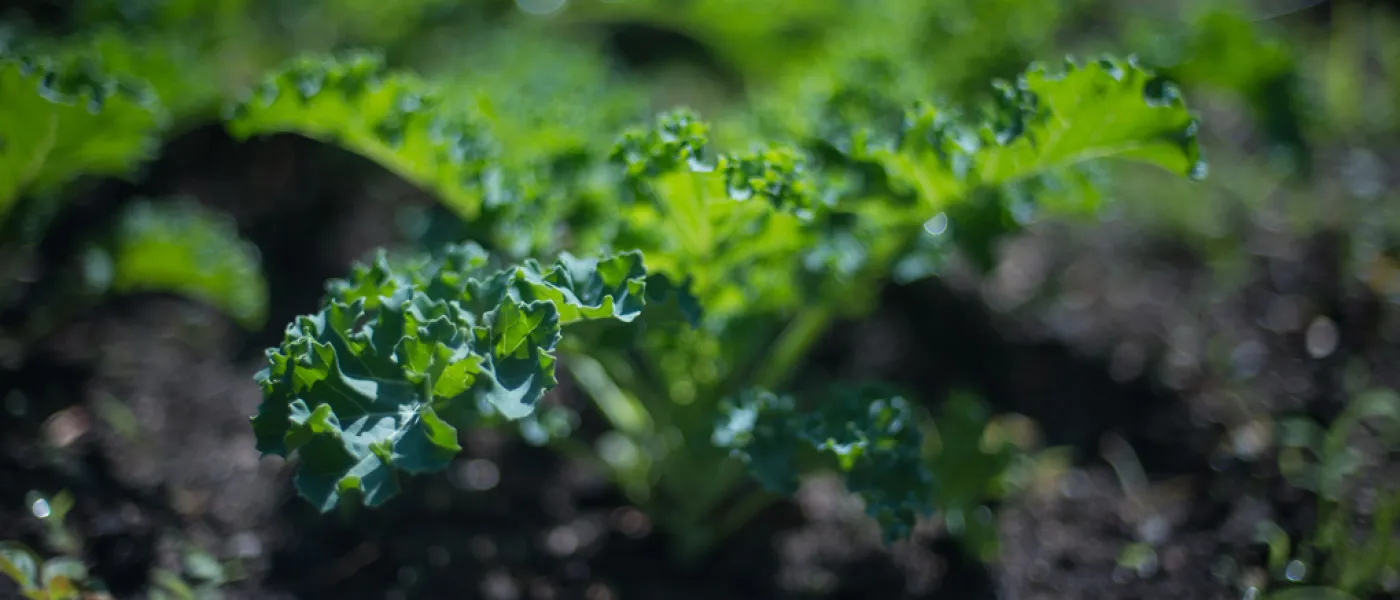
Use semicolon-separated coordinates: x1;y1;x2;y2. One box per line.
751;306;834;390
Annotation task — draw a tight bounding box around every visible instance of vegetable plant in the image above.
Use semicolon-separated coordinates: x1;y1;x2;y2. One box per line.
235;48;1206;556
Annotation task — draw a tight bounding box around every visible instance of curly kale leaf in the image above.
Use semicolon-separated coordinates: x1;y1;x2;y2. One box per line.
713;389;804;493
978;56;1206;183
0;48;169;223
641;272;703;328
715;384;936;541
722;145;817;214
427;35;649;259
885;56;1204;211
611;108;715;178
516;251;648;324
777;56;1206;285
253;246;650;510
608;110;818;321
224;51;500;219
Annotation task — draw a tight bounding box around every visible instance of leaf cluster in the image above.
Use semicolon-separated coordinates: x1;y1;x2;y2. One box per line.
714;385;936;540
251;244;651;510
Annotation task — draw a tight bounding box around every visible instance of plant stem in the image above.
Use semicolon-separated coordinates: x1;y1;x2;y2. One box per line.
751;306;832;390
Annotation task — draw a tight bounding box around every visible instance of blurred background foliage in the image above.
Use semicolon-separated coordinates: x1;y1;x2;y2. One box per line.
3;0;1400;599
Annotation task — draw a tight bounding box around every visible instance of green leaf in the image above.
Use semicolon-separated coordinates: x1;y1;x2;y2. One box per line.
515;251;648;324
39;557;87;595
611;109;714;179
715;384;936;541
0;541;40;590
885;56;1205;211
1255;520;1292;575
609;110;816;321
978;57;1206;183
180;548;225;583
721;144;816;213
0;47;169;224
780;55;1206;286
1318;388;1400;499
253;247;652;510
18;22;239;120
713;389;804;493
98;199;268;329
642;272;703;328
286;394;459;511
224;51;499;219
150;568;196;600
253;296;470;510
469;299;562;419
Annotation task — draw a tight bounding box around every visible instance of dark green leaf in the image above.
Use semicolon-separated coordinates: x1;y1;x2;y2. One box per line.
253;247;652;510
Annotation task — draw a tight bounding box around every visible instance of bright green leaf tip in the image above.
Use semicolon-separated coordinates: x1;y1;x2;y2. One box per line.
104;199;269;329
223;51;501;220
997;55;1208;181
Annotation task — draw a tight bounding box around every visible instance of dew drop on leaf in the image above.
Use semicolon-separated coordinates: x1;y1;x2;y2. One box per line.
255;80;280;107
30;497;50;519
923;213;949;236
295;72;323;100
1284;559;1307;582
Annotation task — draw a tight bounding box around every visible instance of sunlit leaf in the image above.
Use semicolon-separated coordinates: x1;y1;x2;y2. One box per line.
0;47;168;223
97;199;268;329
225;51;500;219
